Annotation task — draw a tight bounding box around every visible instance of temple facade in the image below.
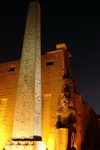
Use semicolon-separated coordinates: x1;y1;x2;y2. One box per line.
0;44;100;150
0;0;100;150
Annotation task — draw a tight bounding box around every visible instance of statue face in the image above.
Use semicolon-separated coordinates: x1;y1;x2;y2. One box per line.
58;93;69;114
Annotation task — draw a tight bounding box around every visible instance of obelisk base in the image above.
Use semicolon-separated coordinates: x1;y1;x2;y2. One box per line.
5;140;46;150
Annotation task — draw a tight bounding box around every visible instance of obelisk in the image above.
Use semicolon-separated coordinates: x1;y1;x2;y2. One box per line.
12;0;41;139
5;1;46;150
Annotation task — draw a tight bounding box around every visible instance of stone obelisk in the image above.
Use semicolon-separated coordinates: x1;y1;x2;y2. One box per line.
5;1;46;150
12;0;41;139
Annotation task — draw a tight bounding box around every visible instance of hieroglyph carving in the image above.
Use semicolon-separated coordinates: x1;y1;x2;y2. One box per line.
12;1;41;138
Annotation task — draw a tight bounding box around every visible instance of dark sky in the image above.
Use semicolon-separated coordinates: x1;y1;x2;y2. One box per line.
0;0;100;114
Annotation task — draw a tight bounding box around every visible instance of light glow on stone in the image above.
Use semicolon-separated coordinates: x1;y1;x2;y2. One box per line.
35;142;46;150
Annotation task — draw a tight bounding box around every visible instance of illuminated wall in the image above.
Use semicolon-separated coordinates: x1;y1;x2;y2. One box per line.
0;48;70;150
0;60;19;150
0;48;99;150
41;48;71;150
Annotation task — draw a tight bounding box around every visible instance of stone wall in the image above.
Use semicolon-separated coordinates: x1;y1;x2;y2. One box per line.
0;49;99;150
0;60;20;149
41;49;69;149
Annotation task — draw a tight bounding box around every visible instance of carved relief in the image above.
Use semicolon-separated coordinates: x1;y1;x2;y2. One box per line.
12;1;41;138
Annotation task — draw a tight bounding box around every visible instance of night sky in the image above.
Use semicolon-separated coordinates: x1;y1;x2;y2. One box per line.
0;0;100;114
